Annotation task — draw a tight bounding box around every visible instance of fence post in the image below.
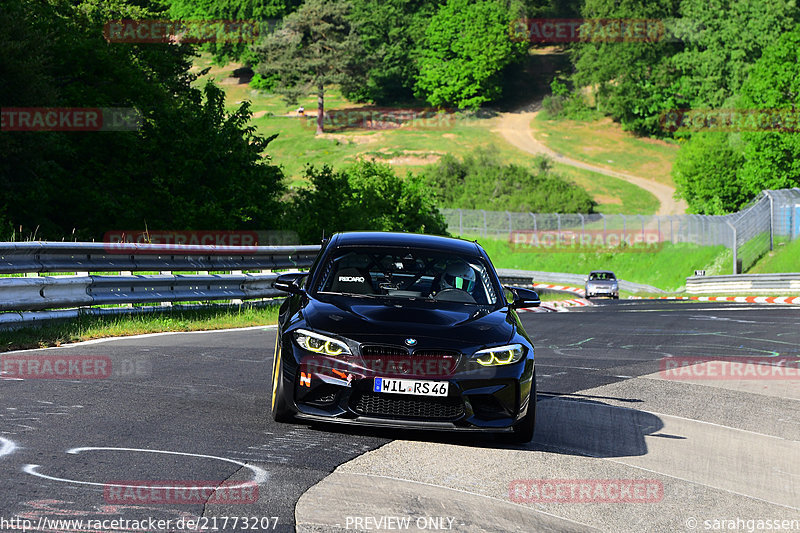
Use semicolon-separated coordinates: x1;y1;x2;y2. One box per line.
459;209;463;236
482;210;487;238
556;213;561;242
764;191;775;251
506;210;512;239
530;213;537;231
669;217;674;243
726;220;738;274
639;215;644;243
578;213;585;243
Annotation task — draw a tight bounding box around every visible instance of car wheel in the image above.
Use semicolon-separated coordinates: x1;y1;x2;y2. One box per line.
271;334;294;423
508;372;536;443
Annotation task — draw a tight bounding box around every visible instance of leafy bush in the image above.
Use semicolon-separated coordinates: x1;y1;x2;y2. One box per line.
418;148;597;213
249;72;278;92
672;132;747;214
541;80;600;121
286;161;448;243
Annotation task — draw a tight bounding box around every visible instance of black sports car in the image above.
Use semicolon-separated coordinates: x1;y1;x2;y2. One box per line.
270;232;541;442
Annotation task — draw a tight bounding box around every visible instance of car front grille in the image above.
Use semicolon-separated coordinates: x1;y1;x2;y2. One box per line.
361;345;408;356
351;392;464;421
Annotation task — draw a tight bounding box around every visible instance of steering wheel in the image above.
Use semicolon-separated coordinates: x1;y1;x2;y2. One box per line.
432;288;477;303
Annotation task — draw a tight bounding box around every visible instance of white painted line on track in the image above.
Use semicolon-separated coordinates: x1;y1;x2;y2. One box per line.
24;446;269;488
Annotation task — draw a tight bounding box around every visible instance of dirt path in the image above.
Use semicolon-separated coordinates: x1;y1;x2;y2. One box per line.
494;104;687;215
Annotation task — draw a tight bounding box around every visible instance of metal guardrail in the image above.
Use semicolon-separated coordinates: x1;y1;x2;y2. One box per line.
0;242;657;329
0;273;291;311
0;242;320;273
685;273;800;294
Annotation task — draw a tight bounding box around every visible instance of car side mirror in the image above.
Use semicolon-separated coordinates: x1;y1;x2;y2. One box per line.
505;286;541;308
273;273;307;295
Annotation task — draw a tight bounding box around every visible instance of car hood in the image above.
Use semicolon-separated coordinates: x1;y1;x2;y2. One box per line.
302;294;515;347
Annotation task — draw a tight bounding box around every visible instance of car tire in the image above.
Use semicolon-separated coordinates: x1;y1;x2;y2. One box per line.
508;372;536;443
271;336;294;423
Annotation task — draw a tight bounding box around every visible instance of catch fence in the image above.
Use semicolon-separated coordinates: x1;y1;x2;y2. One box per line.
441;188;800;274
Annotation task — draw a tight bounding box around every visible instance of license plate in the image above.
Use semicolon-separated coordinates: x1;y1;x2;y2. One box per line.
373;377;449;396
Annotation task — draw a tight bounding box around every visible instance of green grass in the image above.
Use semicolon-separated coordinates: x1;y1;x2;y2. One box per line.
477;237;730;292
0;305;280;353
532;113;680;186
552;163;659;214
189;53;664;214
747;237;800;274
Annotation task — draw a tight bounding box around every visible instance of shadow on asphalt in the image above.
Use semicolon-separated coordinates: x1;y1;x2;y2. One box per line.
298;395;663;458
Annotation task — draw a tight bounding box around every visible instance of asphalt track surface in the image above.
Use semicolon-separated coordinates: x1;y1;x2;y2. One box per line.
0;300;798;532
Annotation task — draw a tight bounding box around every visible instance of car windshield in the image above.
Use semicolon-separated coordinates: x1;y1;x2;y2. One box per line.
315;247;498;305
590;272;616;281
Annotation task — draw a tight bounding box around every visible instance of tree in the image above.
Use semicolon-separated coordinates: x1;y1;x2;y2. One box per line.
570;0;683;136
671;0;799;109
287;161;447;243
672;133;746;214
164;0;303;64
253;0;364;134
0;0;286;238
340;0;437;104
414;0;527;109
735;27;800;196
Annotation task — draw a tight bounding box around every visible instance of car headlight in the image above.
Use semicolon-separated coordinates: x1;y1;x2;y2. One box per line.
474;344;527;366
294;329;351;356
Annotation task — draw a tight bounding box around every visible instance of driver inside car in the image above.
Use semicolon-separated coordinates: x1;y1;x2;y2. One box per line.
435;261;477;297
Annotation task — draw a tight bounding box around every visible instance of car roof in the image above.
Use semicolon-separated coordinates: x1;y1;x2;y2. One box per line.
590;270;616;274
329;231;483;257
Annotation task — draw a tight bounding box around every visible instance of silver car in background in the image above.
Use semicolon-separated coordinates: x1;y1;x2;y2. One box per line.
585;270;619;299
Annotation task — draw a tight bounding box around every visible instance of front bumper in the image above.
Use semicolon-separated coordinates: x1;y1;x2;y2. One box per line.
585;286;619;297
279;342;535;431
